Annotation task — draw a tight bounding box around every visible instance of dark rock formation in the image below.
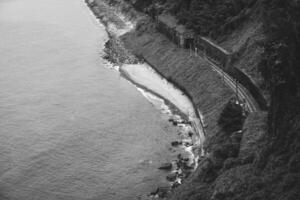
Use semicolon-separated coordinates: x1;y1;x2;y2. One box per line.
171;141;181;147
166;173;177;182
158;163;173;170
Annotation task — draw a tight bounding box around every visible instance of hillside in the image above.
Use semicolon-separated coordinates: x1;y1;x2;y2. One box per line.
93;0;300;199
129;1;300;199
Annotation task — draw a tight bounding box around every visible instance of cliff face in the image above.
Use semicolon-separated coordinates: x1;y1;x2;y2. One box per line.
94;0;300;199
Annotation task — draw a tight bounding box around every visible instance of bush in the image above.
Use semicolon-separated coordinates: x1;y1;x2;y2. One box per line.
218;98;246;134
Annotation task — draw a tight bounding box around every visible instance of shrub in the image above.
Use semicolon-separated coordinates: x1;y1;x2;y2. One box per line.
218;98;246;134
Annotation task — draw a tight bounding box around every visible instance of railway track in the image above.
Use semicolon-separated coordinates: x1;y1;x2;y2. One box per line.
204;57;260;113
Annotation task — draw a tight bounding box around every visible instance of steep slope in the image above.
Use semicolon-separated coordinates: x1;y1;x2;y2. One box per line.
92;0;300;199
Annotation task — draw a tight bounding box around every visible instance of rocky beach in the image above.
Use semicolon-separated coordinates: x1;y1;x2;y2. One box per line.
85;0;208;197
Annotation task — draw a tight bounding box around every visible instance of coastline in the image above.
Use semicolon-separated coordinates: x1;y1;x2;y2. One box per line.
120;64;196;118
119;62;206;154
85;0;206;197
85;0;266;199
119;62;204;154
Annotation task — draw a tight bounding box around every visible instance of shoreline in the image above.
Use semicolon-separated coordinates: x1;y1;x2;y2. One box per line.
84;1;276;200
120;64;195;118
85;0;206;198
119;62;205;163
85;0;205;140
118;60;204;198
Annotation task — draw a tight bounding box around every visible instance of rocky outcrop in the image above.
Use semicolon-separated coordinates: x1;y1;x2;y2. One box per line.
158;163;173;170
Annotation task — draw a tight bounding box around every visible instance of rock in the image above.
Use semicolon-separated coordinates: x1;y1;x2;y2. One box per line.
168;118;174;122
150;188;159;196
188;132;193;137
158;163;172;170
183;162;194;170
166;173;178;182
184;142;192;147
171;141;182;147
177;153;182;159
172;181;181;189
157;187;169;198
184;171;192;178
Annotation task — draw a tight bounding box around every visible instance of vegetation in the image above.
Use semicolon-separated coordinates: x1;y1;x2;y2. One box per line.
218;98;246;134
126;0;259;39
170;0;258;38
109;0;300;199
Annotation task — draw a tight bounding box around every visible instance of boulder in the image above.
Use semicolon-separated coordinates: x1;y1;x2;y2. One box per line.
150;188;159;196
171;181;181;189
157;187;169;198
171;141;182;147
183;162;194;170
166;173;178;182
158;163;172;170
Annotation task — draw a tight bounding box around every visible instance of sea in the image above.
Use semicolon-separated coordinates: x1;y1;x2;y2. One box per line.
0;0;181;199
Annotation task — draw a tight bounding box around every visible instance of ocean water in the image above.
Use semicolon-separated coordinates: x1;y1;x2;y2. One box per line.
0;0;180;199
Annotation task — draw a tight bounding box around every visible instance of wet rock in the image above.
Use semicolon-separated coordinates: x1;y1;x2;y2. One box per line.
168;118;174;122
184;171;192;178
150;188;159;196
177;153;182;159
171;181;181;189
183;162;194;170
158;163;172;170
184;142;192;147
171;141;182;147
166;173;177;182
157;187;169;198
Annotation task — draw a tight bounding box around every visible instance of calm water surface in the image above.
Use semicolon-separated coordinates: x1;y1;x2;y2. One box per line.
0;0;178;199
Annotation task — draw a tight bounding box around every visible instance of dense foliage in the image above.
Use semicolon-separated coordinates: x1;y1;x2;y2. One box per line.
253;1;300;198
170;0;258;38
128;0;259;38
116;0;300;199
218;98;246;134
260;0;300;140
